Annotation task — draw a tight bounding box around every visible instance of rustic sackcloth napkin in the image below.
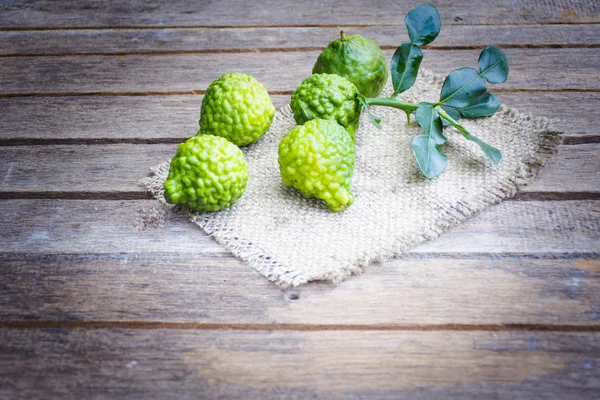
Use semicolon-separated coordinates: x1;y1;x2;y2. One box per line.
142;69;561;287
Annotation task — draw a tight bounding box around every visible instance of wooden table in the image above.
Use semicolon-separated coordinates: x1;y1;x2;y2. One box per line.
1;1;599;398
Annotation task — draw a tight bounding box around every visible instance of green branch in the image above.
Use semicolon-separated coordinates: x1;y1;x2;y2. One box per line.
435;106;469;137
364;97;419;113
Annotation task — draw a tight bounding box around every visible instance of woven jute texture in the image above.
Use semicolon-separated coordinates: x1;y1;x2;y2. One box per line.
142;69;562;287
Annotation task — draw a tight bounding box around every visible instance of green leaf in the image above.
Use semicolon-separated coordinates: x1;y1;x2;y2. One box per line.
415;103;446;144
478;46;509;84
405;3;441;46
391;42;423;95
439;67;488;109
458;92;500;118
412;102;448;178
465;134;502;163
411;135;448;178
442;92;500;120
357;93;382;130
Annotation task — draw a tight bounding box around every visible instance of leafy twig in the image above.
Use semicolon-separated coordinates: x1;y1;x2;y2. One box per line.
360;3;508;178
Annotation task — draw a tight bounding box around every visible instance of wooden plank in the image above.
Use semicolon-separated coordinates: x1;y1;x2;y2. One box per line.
413;200;600;255
499;92;600;136
0;95;287;142
1;0;598;28
1;48;598;95
0;143;597;195
0;144;178;193
0;329;598;399
528;143;600;193
2;24;599;56
0;199;597;256
0;93;597;142
0;199;222;254
1;256;598;325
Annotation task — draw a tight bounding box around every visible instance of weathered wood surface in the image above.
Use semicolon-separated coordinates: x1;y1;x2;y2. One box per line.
1;93;598;143
1;48;599;95
1;329;598;399
2;24;599;56
0;199;597;256
1;0;599;397
1;0;598;28
0;143;597;195
1;257;598;325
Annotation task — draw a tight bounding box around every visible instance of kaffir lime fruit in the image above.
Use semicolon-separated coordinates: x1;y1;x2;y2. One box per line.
278;119;355;212
313;31;388;98
164;135;248;212
198;72;275;147
291;73;361;140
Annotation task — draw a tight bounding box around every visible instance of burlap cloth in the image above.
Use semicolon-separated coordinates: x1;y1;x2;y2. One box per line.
142;69;561;287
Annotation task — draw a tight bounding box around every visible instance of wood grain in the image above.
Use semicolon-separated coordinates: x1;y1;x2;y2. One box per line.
499;92;600;137
1;0;598;28
1;256;598;326
1;93;598;143
0;0;598;397
0;199;597;256
0;143;597;195
2;24;599;56
0;329;598;399
1;48;598;95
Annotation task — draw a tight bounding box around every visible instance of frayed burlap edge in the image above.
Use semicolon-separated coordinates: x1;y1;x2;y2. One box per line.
141;70;563;288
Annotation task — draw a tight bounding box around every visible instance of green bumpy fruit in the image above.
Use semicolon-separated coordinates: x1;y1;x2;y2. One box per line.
164;135;248;212
278;119;355;212
199;72;275;147
313;32;388;98
291;73;361;140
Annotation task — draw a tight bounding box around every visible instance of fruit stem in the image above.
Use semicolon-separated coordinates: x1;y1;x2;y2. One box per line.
340;30;347;42
364;97;419;113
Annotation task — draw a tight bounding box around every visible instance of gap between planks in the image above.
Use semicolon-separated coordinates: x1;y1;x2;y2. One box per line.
2;21;600;32
0;191;598;201
0;135;597;146
1;251;599;261
1;321;599;332
2;88;598;99
3;44;600;58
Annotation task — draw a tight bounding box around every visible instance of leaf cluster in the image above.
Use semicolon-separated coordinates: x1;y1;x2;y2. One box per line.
371;3;509;178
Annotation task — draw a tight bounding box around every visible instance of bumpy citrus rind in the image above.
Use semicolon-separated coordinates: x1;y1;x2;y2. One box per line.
313;34;388;98
164;135;248;212
290;73;361;141
278;119;355;212
199;72;275;147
